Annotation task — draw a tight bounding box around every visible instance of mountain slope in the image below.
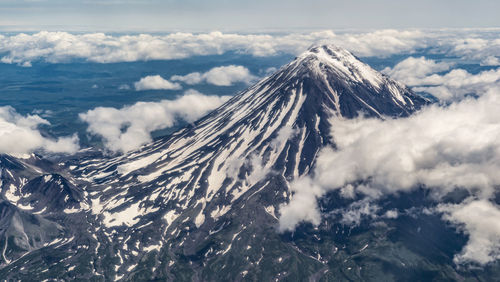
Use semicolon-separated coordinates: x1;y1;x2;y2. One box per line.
72;45;427;234
57;45;428;279
7;45;491;281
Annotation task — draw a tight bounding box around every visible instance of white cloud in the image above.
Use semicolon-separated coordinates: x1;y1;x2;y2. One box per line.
480;56;500;66
170;72;203;85
313;87;500;198
384;209;399;219
0;106;79;155
1;30;499;66
278;87;500;264
438;200;500;265
335;29;428;57
171;65;256;86
382;56;453;85
412;68;500;101
451;37;500;62
134;75;182;91
279;177;323;231
384;57;500;101
79;90;230;152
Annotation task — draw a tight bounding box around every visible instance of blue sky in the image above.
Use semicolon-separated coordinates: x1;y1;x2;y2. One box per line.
0;0;499;32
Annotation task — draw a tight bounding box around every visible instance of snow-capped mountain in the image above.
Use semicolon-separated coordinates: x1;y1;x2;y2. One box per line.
3;45;491;280
71;44;426;234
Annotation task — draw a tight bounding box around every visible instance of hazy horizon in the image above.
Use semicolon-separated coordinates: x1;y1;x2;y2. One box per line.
1;0;499;32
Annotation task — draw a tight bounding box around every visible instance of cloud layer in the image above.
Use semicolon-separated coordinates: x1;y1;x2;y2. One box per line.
171;65;256;86
79;90;230;152
279;87;500;264
0;106;79;155
383;57;500;101
134;75;182;91
1;29;499;66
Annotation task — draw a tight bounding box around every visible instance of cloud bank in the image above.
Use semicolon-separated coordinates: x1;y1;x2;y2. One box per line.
383;57;500;101
79;90;230;152
171;65;256;86
278;87;500;264
134;75;182;91
1;29;499;66
382;56;453;85
0;106;79;155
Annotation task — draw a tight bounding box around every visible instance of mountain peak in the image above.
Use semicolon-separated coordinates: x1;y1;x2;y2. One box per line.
300;44;359;63
293;44;385;90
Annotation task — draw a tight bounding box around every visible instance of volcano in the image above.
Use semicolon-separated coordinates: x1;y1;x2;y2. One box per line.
4;46;489;281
